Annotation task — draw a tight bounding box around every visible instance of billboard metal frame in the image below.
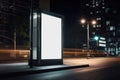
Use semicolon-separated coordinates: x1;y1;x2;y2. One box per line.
29;10;64;66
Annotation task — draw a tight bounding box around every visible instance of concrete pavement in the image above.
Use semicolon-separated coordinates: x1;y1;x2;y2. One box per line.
0;57;120;78
0;58;89;78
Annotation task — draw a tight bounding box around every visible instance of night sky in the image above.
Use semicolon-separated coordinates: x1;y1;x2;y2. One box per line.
50;0;120;48
51;0;90;48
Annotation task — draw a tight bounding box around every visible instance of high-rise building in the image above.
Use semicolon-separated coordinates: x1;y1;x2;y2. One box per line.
105;0;120;56
0;0;39;48
81;0;106;50
81;0;120;55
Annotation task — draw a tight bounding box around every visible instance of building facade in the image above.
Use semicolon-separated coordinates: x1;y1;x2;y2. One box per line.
0;0;39;48
81;0;106;50
81;0;120;55
105;0;120;56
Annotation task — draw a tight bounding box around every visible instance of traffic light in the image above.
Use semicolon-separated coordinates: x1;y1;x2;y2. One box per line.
94;36;99;41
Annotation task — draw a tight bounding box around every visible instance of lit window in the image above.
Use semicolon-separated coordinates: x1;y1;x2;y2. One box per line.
92;32;95;35
102;2;105;5
102;6;105;9
96;25;101;27
105;8;109;13
96;3;99;6
97;17;101;20
106;21;110;25
108;38;111;42
110;43;113;45
110;26;115;31
96;11;99;13
113;32;115;36
97;25;99;27
93;5;95;7
86;3;89;6
90;12;93;14
98;25;101;27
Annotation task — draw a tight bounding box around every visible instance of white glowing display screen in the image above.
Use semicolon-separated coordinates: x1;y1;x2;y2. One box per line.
41;13;62;59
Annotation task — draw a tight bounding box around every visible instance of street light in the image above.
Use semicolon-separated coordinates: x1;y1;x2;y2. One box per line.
80;19;97;58
94;36;99;41
91;20;97;25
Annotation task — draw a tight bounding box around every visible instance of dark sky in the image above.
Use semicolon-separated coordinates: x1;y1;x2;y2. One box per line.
50;0;82;27
50;0;120;48
51;0;86;48
51;0;82;12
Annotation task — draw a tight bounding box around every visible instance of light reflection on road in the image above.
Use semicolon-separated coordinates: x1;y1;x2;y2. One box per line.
0;49;29;60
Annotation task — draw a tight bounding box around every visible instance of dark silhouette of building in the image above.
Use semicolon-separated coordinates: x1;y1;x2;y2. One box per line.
81;0;106;50
105;0;120;56
81;0;120;55
0;0;39;48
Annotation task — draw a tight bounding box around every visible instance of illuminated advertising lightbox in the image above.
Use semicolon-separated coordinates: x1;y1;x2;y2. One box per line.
41;12;63;60
29;10;63;66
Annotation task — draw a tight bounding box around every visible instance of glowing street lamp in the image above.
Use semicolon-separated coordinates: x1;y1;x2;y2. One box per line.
92;20;97;25
80;19;97;58
81;19;86;24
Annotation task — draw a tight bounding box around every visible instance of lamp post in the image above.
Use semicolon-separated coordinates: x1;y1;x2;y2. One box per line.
80;19;96;58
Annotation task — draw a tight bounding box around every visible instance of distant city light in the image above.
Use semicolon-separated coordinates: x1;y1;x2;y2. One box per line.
99;40;106;44
98;37;106;47
91;20;97;25
100;37;105;40
94;36;99;41
99;44;106;47
80;19;86;24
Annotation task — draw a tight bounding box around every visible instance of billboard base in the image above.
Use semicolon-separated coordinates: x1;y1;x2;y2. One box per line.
29;59;63;66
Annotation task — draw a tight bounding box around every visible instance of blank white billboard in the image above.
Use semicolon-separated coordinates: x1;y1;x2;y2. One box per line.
41;13;62;59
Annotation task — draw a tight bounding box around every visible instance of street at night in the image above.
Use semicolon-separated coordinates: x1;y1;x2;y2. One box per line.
1;57;120;80
0;0;120;80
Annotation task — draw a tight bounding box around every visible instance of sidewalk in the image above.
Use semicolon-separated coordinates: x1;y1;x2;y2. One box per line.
0;59;89;78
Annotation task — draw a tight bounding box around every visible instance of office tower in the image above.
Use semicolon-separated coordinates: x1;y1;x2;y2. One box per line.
105;0;120;56
81;0;120;55
0;0;39;47
81;0;106;50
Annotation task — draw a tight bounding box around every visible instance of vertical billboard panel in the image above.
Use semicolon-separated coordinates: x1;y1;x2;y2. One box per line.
29;10;63;66
41;12;62;60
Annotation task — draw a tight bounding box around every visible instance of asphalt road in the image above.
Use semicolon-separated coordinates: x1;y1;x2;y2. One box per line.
1;57;120;80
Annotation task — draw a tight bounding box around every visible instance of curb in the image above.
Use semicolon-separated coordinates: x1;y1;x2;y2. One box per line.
0;64;89;78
